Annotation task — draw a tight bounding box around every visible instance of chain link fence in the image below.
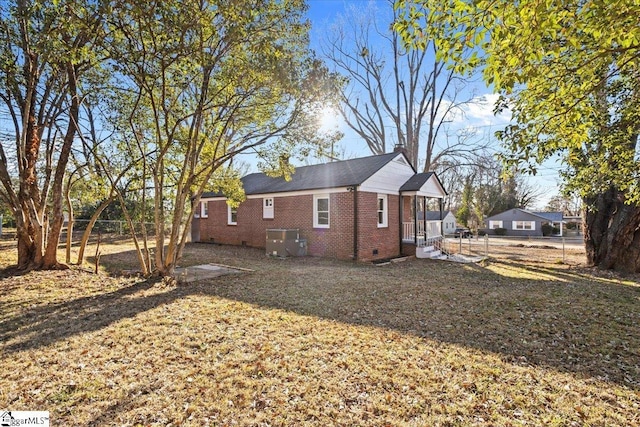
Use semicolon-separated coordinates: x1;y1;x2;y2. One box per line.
441;235;586;264
70;219;159;236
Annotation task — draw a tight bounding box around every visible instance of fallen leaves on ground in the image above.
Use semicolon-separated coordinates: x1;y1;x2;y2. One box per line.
1;241;639;426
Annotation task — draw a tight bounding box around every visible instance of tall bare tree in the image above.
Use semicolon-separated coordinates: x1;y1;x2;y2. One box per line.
322;0;484;171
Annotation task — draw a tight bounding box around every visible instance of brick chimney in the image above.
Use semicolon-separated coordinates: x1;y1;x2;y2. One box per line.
393;143;407;155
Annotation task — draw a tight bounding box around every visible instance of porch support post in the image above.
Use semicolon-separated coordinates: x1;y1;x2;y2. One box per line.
413;195;418;245
423;196;427;239
439;197;444;236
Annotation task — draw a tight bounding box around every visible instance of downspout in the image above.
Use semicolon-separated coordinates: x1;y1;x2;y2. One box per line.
350;186;359;260
399;191;404;255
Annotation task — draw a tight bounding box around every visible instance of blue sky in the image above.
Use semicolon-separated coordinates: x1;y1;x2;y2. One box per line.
302;0;562;209
307;0;350;23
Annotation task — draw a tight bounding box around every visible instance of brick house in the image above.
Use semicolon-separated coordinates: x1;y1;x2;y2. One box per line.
191;151;447;261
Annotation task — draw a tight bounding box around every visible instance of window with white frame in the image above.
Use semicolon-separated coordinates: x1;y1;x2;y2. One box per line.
313;194;330;228
227;204;237;225
513;221;535;230
200;201;208;218
263;197;274;219
377;194;388;227
489;220;503;229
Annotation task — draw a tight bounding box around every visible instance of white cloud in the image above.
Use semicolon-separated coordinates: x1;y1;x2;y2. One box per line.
445;93;511;129
456;93;511;127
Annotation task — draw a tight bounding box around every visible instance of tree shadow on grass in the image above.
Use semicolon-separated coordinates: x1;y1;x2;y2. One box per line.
0;244;260;354
0;277;190;353
2;243;639;392
191;251;640;391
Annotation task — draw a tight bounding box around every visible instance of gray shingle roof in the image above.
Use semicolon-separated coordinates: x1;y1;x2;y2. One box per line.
532;211;564;222
203;152;407;197
399;172;435;192
399;172;448;196
485;208;564;222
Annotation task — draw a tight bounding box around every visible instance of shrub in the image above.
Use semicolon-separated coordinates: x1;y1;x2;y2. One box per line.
494;227;507;236
541;223;554;236
477;229;487;236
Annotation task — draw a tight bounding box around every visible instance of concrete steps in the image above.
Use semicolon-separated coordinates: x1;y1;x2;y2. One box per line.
416;245;447;260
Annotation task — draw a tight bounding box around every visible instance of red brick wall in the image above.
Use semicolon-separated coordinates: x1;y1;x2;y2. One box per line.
194;191;402;261
356;193;401;262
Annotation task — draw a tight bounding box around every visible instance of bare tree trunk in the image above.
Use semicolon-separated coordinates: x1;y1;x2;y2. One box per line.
65;190;74;264
42;64;80;269
117;190;150;276
16;92;45;270
76;194;116;265
15;218;37;270
584;188;640;273
64;170;80;264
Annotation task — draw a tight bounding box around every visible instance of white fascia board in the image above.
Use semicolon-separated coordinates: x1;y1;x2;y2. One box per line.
199;196;226;202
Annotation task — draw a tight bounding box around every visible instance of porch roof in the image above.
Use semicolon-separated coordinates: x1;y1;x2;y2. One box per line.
399;172;447;197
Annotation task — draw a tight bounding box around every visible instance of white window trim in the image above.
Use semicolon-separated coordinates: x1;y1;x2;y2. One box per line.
377;194;388;228
200;201;208;218
489;220;503;229
513;220;535;230
227;204;237;225
313;194;330;228
263;197;274;219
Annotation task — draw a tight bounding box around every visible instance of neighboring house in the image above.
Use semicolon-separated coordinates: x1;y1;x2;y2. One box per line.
192;151;447;261
562;215;584;236
419;211;457;235
484;208;565;237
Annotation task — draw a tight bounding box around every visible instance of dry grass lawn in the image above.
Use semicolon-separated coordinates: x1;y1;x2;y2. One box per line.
1;237;639;426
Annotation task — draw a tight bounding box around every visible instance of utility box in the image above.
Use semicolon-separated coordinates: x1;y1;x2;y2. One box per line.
266;229;306;257
295;239;308;256
266;229;299;241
